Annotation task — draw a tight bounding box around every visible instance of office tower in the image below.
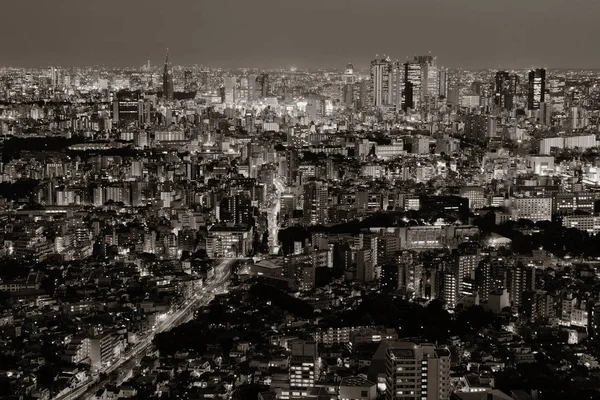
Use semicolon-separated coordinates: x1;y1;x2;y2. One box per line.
162;50;174;101
548;77;565;113
540;101;552;126
343;83;354;107
223;76;236;104
371;57;392;108
113;90;141;127
286;150;298;185
403;61;422;111
303;181;328;226
49;66;61;89
438;68;448;99
221;194;252;225
495;71;517;111
247;74;257;102
371;58;402;108
416;55;439;104
289;341;319;399
385;341;451;400
257;73;269;97
528;68;546;110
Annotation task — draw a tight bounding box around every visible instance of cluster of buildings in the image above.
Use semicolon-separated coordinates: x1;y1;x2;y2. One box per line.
0;54;600;399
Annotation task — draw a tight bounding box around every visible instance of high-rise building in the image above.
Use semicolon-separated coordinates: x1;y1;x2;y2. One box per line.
418;55;439;104
454;254;480;298
438;68;448;99
528;68;546;110
381;264;400;293
257;73;269;98
162;50;174;101
112;90;142;127
459;186;486;210
223;76;236;104
357;249;375;283
343;83;354;107
48;66;61;89
289;341;319;399
507;263;536;308
403;61;422;111
371;57;398;108
494;71;518;111
303;181;328;226
385;341;451;400
441;270;458;309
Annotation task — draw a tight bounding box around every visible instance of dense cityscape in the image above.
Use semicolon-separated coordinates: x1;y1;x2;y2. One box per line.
3;33;600;400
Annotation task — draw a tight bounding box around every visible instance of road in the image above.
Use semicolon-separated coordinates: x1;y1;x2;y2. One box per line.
267;177;285;255
51;259;234;400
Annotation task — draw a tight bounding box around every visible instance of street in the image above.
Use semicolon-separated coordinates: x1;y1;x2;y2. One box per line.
51;258;234;400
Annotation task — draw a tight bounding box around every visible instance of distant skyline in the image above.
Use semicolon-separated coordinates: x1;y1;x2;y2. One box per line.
2;0;600;70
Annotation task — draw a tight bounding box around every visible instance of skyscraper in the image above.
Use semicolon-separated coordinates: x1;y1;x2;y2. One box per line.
402;55;441;112
162;50;174;101
257;73;269;98
223;76;236;104
495;71;518;111
438;68;448;100
371;57;391;108
528;68;546;110
112;90;141;127
403;61;422;111
370;57;400;108
303;181;328;226
385;341;451;400
247;74;257;102
416;55;438;101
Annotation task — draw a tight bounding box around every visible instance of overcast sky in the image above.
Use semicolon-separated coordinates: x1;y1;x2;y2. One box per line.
2;0;598;69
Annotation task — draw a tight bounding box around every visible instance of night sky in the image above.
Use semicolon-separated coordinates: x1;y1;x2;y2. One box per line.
2;0;597;69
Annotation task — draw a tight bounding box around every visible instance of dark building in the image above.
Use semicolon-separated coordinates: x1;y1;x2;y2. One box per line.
528;68;546;110
220;194;253;225
403;81;414;111
464;114;495;140
420;195;469;219
256;73;269;98
494;71;518;111
163;51;174;101
380;264;400;293
112;90;141;127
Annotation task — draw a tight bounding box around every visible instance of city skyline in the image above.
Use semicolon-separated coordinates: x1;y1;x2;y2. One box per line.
3;2;600;400
2;0;600;70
